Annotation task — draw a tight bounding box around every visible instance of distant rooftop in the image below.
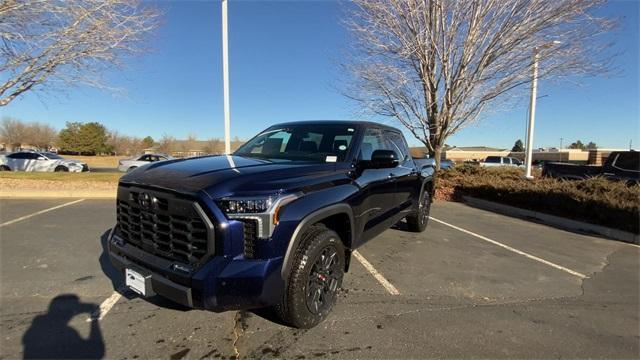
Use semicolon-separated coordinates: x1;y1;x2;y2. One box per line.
447;146;506;152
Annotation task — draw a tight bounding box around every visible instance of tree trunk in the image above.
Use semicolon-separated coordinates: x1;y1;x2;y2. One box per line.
433;146;442;171
428;145;443;197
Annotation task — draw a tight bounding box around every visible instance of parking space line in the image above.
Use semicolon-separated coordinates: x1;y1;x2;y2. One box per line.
353;250;400;295
429;217;588;279
0;199;86;228
87;291;122;322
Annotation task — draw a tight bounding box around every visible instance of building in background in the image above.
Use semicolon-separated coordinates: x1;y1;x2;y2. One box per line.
409;146;610;165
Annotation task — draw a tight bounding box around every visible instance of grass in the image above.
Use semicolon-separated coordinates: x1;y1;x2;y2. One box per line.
0;172;122;183
436;165;640;234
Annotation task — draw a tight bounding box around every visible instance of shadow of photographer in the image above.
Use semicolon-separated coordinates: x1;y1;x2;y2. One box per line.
22;294;105;359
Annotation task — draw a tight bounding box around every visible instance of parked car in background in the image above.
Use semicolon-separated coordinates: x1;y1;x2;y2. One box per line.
440;159;455;170
480;156;522;167
118;154;174;172
0;151;88;172
542;151;639;184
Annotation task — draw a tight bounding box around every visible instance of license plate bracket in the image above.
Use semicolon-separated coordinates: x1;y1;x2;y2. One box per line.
125;268;153;296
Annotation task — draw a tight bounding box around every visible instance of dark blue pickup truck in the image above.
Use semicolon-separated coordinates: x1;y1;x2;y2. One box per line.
108;121;434;328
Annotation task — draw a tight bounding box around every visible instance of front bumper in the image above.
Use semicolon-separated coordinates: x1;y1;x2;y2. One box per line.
108;229;285;311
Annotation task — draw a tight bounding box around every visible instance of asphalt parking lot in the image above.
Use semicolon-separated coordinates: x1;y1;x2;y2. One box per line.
1;199;638;359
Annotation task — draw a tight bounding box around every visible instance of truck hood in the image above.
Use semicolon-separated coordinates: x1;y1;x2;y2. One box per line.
119;155;346;199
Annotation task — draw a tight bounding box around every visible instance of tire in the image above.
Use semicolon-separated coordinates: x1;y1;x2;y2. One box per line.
54;165;69;172
406;186;431;232
0;165;10;171
274;224;345;329
127;166;137;172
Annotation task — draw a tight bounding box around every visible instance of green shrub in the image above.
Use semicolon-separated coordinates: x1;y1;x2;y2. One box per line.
436;165;640;233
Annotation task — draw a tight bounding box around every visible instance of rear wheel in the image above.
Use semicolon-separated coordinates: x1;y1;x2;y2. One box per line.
274;224;345;329
54;165;68;172
406;187;431;232
0;165;10;171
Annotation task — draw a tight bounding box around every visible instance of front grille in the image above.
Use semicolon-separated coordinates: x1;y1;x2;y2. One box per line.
116;187;213;266
241;219;258;259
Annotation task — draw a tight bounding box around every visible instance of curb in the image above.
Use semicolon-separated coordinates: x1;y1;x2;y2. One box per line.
0;190;116;199
462;196;639;245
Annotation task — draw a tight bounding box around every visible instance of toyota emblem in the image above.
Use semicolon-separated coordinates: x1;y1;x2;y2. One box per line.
138;192;153;210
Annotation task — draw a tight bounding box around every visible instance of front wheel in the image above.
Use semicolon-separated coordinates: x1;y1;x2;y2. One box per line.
406;187;431;232
54;165;69;172
274;224;345;329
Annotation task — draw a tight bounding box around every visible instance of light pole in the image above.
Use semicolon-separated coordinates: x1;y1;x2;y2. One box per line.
524;41;561;180
222;0;231;154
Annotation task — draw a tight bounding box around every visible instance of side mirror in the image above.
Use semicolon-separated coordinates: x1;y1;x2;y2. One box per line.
366;149;399;169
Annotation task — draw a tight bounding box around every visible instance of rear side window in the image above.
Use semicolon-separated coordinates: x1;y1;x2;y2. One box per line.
385;131;410;161
485;156;501;163
8;153;29;159
613;152;640;172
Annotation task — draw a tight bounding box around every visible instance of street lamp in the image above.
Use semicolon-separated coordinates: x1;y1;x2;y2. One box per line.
524;40;562;180
222;0;231;154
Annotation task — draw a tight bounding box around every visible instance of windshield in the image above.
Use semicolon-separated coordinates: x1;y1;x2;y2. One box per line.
234;124;357;162
43;152;63;159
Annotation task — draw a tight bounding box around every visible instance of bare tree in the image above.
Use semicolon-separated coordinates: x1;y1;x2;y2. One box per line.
0;117;27;150
0;0;160;106
344;0;615;170
181;133;198;153
203;138;223;155
157;134;176;155
25;122;58;150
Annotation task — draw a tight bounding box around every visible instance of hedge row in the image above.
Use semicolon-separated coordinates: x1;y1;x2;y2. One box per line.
435;165;640;234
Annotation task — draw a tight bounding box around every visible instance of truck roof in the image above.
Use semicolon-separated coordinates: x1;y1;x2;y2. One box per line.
270;120;402;133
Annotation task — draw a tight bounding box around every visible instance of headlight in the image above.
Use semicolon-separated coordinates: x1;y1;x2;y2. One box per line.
218;194;299;239
218;197;275;214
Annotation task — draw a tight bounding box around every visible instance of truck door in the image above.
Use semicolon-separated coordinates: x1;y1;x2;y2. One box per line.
385;130;419;212
352;128;400;244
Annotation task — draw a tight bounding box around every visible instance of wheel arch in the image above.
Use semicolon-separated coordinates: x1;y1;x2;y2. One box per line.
281;204;355;280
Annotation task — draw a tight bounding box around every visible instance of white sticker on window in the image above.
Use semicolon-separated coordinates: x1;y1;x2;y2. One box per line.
338;145;347;151
326;155;338;162
348;128;354;132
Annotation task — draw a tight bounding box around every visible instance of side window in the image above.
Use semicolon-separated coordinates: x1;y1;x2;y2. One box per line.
139;155;150;162
360;128;389;161
503;157;511;165
385;131;409;161
512;158;522;166
613;152;640;172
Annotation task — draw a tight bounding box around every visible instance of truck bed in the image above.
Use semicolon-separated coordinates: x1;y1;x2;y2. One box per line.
542;162;602;180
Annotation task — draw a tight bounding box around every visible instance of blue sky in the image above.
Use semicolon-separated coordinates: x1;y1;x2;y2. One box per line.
2;0;638;149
